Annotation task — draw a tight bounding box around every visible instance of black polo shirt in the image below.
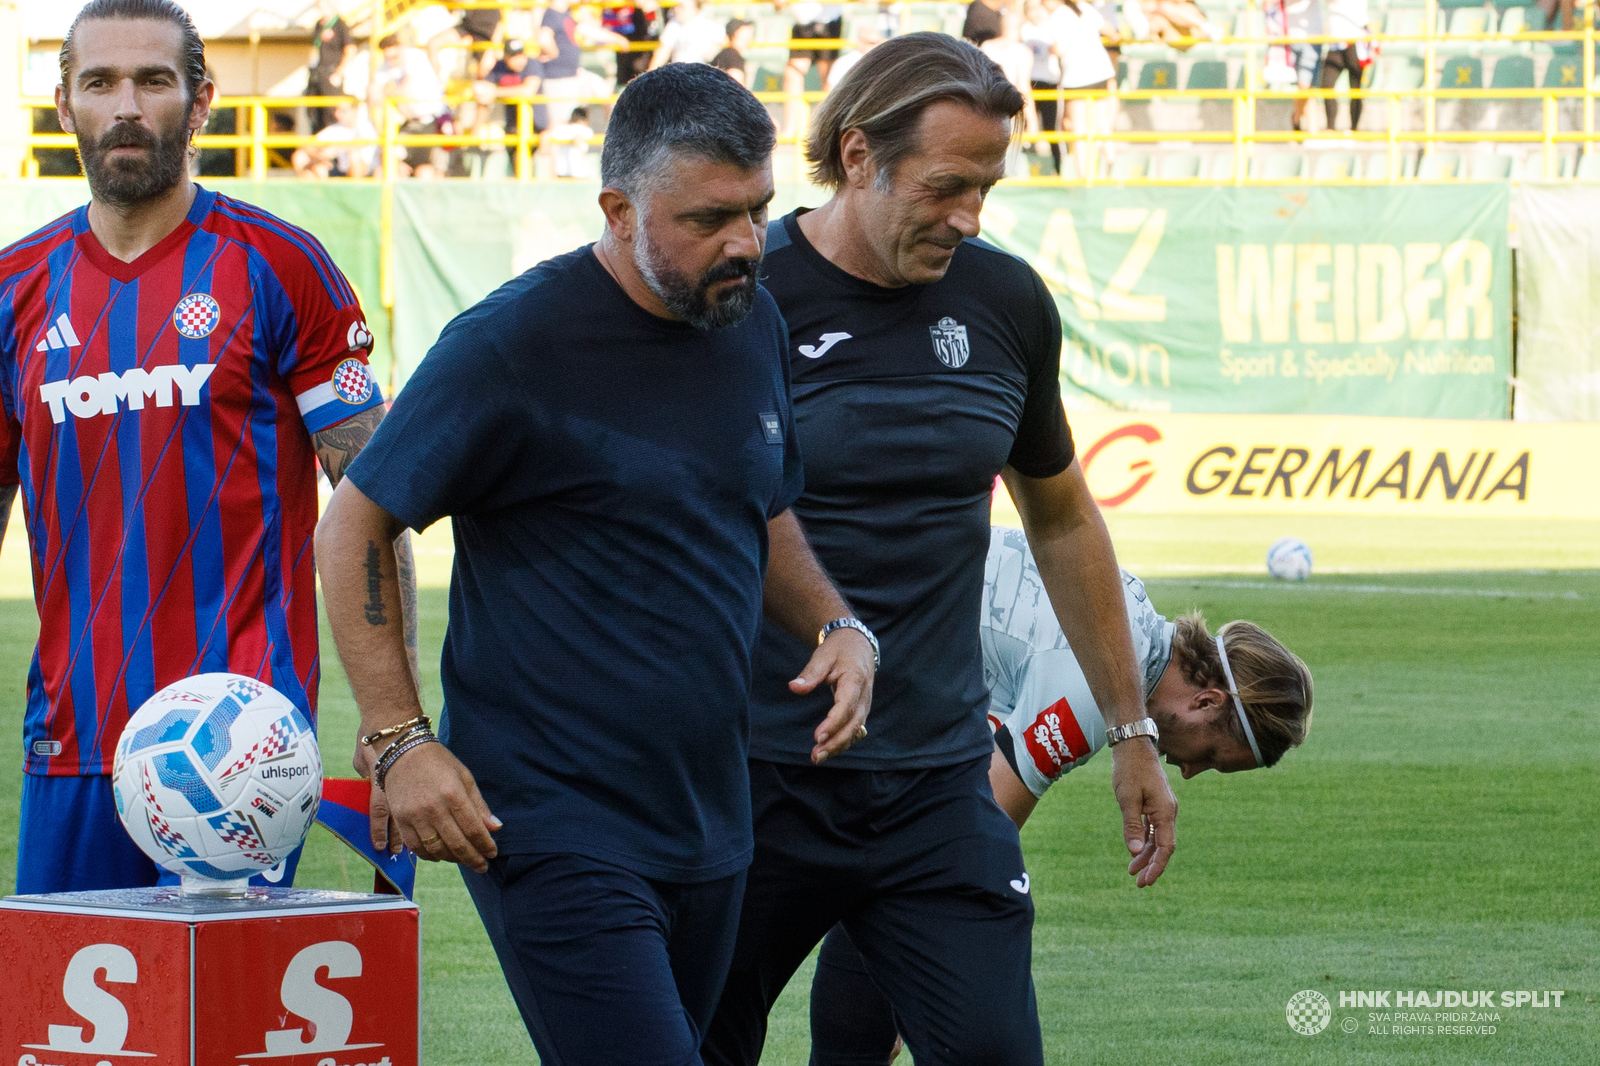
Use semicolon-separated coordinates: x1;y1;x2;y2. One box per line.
749;211;1074;769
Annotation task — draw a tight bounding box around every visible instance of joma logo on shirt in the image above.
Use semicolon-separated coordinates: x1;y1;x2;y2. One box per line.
38;364;217;424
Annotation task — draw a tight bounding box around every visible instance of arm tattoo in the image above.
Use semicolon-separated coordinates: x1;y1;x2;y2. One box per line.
313;405;386;488
363;540;388;626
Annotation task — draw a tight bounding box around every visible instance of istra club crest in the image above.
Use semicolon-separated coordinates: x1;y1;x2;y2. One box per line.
929;316;970;368
172;293;221;340
331;359;374;404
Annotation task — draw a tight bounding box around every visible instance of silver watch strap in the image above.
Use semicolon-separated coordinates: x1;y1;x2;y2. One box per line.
1106;717;1160;747
818;617;880;668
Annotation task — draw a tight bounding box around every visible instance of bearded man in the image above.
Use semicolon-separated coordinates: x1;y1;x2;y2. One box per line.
0;0;411;894
315;62;876;1065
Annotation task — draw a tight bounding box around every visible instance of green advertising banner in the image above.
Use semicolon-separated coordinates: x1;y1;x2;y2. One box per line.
979;185;1512;419
0;180;393;390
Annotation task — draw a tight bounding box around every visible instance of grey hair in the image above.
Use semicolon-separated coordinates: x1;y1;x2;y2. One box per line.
600;62;775;203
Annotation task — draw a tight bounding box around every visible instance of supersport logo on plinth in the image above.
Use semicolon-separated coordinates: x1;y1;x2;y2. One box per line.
0;893;418;1066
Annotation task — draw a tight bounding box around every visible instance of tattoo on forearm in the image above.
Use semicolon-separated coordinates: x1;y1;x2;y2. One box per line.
363;540;388;625
313;405;386;488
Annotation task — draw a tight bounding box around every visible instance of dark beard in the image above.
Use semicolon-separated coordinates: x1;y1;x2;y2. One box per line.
635;227;762;331
76;116;191;209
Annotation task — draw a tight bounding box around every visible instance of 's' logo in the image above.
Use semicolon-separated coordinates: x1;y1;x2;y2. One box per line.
34;313;81;353
237;941;383;1059
798;331;851;359
331;359;374;404
928;316;969;368
38;364;217;424
173;293;221;340
22;943;154;1057
1009;872;1030;894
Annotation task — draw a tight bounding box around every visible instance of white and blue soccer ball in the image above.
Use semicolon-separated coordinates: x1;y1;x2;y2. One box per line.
1266;537;1314;581
112;673;322;882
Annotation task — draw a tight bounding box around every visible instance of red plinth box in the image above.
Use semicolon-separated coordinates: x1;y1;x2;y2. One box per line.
0;888;417;1066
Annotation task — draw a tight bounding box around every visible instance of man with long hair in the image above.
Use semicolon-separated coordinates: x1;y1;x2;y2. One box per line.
0;0;413;893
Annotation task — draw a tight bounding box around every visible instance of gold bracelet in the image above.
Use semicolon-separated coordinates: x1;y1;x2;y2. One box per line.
361;714;433;748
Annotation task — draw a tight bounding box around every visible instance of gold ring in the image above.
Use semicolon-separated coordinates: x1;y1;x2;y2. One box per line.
853;724;869;740
419;834;441;848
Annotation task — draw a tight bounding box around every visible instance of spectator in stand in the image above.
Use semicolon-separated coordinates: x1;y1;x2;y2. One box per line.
1321;0;1369;132
780;1;844;130
963;0;1006;45
427;4;502;80
824;19;883;89
1283;0;1323;132
714;19;756;86
610;1;661;87
1139;0;1224;49
541;0;628;122
484;37;544;146
983;5;1039;132
371;32;451;178
449;82;511;178
650;0;728;69
544;105;596;177
292;97;377;178
306;0;356;132
1022;0;1064;174
1052;0;1118;172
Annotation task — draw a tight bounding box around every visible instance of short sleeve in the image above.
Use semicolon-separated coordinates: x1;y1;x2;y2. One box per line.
770;311;805;518
1004;267;1075;479
261;231;385;435
343;319;532;533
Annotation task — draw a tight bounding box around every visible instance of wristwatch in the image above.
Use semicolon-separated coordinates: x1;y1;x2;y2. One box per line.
818;617;880;669
1106;717;1160;747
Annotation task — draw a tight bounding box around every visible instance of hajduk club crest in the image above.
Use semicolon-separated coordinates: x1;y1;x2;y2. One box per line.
172;293;221;340
929;316;970;368
331;358;374;404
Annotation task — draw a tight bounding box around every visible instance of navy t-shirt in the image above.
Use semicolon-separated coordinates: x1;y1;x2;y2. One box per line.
541;7;583;78
345;247;803;882
749;211;1074;770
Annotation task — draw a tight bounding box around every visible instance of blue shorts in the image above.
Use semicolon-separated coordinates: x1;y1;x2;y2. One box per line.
16;773;302;895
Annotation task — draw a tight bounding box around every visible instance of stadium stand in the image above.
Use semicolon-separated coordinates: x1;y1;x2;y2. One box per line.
12;0;1600;184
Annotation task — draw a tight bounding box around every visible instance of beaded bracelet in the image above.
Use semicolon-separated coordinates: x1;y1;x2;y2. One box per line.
375;732;441;791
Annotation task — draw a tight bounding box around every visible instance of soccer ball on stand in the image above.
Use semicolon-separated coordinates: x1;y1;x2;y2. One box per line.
1266;537;1314;581
112;673;322;895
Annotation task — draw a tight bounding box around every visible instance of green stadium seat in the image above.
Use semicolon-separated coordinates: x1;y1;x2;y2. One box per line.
750;67;782;94
1577;152;1600;181
1417;151;1462;179
1250;153;1305;180
1446;7;1494;36
1544;56;1583;88
1155;152;1203;179
1312;152;1358;180
1383;9;1430;55
1110;152;1150;180
1057;154;1082;181
1520;151;1572;179
1372;57;1426;92
1210;153;1237;181
1438;55;1484;89
1186;60;1229;90
1468;153;1515;179
1364;152;1419;181
1523;7;1549;31
1491;55;1537;88
1137;61;1180;93
1117;60;1129;89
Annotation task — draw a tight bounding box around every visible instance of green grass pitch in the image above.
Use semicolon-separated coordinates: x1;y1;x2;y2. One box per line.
0;522;1594;1063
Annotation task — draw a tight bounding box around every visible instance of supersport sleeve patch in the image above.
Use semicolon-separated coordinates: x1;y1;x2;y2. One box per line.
296;356;385;434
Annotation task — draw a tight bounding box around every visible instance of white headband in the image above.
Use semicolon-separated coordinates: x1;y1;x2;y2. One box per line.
1216;634;1264;768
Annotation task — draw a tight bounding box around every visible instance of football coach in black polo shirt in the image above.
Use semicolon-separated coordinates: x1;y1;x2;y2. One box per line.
316;64;876;1066
703;33;1180;1065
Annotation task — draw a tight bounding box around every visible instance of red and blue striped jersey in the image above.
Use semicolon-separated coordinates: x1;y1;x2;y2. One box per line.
0;186;384;776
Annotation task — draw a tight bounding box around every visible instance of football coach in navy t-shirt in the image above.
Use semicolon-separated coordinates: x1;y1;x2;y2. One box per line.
703;34;1181;1066
316;64;877;1066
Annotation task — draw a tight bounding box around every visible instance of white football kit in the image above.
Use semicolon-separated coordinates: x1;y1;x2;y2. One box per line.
982;527;1175;798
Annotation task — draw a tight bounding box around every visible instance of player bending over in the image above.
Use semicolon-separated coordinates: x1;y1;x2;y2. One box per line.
808;526;1314;1063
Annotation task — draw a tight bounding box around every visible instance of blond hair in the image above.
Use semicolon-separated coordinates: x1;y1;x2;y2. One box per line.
805;31;1024;191
1170;613;1313;767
